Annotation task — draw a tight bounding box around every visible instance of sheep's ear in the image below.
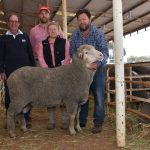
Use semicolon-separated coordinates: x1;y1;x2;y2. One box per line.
78;52;84;59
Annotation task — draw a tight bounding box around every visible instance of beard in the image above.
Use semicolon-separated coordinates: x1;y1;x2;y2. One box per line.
40;17;49;24
79;23;90;32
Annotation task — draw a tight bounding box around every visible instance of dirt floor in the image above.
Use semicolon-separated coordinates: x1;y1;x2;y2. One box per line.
0;106;149;150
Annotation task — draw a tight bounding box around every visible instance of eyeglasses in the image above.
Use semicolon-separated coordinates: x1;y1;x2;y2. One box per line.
9;20;19;24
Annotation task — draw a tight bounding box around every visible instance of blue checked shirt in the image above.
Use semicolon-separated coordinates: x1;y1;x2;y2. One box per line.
70;25;109;65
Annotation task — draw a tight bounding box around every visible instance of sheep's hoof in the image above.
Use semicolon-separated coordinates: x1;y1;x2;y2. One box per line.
76;126;82;132
69;129;76;136
9;131;17;138
20;126;28;132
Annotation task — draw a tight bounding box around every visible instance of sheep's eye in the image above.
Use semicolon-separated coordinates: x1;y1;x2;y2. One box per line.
85;51;88;54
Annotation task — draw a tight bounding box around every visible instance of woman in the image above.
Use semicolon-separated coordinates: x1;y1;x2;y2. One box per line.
37;21;70;67
37;21;70;130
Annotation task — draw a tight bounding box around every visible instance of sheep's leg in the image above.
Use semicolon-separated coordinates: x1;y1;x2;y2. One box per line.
69;114;76;135
75;106;82;132
60;105;69;129
17;113;27;132
67;104;78;136
47;107;56;129
7;111;16;138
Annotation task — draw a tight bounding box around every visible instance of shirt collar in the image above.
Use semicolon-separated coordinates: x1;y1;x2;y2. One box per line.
38;24;47;30
6;29;23;38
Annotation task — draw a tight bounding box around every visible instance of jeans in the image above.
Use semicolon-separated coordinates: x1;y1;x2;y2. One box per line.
79;65;106;126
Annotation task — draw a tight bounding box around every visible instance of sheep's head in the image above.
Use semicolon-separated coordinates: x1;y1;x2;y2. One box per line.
77;45;103;69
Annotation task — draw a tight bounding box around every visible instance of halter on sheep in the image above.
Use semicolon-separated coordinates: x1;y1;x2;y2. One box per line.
7;44;103;137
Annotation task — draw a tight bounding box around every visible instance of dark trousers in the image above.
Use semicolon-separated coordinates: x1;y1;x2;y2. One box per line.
79;65;106;126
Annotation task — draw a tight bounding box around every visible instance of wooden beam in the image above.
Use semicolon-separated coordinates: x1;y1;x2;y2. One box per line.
105;11;150;35
46;0;50;7
107;103;150;119
50;1;62;20
62;0;67;39
67;0;92;25
91;5;112;22
123;22;150;36
98;0;149;29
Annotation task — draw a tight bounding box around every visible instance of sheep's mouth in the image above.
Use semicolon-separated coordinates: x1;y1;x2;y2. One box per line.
88;67;97;71
87;63;98;71
97;57;103;62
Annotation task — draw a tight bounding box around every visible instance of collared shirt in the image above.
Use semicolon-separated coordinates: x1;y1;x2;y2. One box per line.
0;31;35;75
6;29;23;39
30;24;48;58
70;25;109;65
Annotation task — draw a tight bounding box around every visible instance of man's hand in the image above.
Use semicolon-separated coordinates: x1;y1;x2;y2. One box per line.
0;73;6;81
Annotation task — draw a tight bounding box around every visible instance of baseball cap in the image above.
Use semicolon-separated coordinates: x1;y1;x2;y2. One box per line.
39;6;50;13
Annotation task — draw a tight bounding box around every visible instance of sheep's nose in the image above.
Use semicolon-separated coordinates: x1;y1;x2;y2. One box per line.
99;53;104;60
99;53;103;58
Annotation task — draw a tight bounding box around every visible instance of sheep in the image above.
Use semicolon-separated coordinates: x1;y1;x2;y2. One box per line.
6;44;103;137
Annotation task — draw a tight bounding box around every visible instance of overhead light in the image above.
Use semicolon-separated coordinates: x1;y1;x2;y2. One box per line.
0;27;7;30
56;10;75;17
0;11;4;15
0;20;7;24
67;32;72;36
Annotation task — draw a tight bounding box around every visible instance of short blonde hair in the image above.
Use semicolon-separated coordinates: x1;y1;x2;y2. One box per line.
47;21;60;31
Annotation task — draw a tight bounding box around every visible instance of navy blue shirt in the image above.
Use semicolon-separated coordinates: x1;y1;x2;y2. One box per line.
0;32;35;77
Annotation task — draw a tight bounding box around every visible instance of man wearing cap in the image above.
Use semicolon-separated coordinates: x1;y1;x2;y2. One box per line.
30;6;50;63
30;6;69;130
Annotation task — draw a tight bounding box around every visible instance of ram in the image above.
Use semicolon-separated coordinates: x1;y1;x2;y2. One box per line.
7;44;103;137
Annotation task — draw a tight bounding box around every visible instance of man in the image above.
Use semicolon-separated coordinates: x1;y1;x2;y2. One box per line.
30;6;50;62
70;9;109;133
30;6;69;129
0;13;35;128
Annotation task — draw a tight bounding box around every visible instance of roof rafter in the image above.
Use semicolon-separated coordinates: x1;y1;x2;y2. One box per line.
105;10;150;35
97;0;149;29
124;22;150;36
91;5;112;22
50;1;62;20
67;0;92;25
107;21;150;41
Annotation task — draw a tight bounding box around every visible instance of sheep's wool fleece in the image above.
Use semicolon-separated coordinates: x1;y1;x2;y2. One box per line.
7;56;95;115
